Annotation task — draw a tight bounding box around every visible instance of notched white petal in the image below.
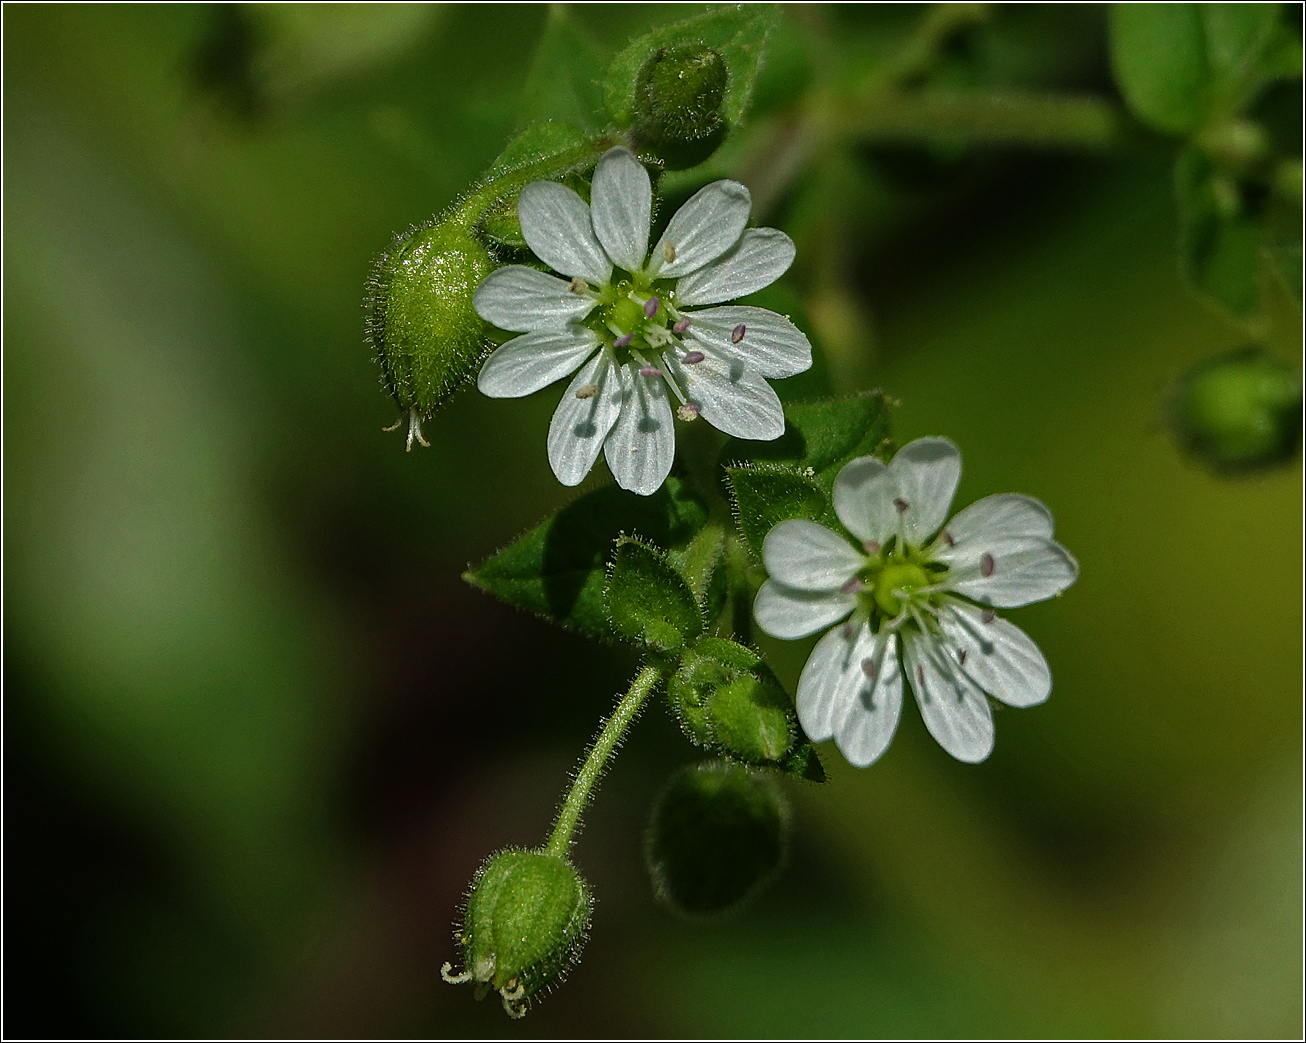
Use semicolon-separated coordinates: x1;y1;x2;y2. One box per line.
664;351;785;441
518;181;612;284
798;621;902;765
940;536;1078;608
474;266;596;332
903;631;994;763
590;147;652;273
761;519;863;591
603;361;674;496
940;598;1051;708
675;228;796;306
936;493;1054;550
653;179;752;278
547;352;623;486
683;306;812;379
478;327;599;398
753;580;855;640
832;455;898;545
889;437;961;546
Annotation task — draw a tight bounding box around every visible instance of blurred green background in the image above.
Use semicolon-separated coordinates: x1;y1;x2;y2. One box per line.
4;3;1301;1038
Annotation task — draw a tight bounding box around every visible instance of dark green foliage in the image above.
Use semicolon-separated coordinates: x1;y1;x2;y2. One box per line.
464;477;709;640
605;537;703;652
1168;345;1302;472
646;761;788;916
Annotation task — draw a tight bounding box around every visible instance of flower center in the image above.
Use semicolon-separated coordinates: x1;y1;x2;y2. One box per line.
872;562;932;617
609;296;646;336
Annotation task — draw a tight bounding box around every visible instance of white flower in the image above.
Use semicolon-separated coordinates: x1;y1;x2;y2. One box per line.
753;438;1078;766
473;146;812;496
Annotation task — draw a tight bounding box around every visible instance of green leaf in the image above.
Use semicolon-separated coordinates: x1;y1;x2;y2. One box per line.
1200;3;1284;110
1175;146;1264;317
606;537;703;652
518;6;609;131
482;121;593;246
1110;4;1211;135
604;4;779;131
721;391;894;489
464;477;709;640
725;465;831;562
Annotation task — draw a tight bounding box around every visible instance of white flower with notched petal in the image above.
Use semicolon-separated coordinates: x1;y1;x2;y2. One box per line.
473;146;812;496
753;438;1078;766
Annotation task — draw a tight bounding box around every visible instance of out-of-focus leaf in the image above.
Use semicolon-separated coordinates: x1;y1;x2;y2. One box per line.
1174;146;1264;317
518;6;609;131
464;477;709;640
604;4;779;131
1109;4;1211;135
1201;3;1286;110
606;537;703;652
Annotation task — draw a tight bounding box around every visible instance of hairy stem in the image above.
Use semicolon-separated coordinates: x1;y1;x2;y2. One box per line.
544;663;662;857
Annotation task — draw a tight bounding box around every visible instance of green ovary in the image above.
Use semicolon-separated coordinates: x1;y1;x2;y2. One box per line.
873;562;931;617
609;296;645;335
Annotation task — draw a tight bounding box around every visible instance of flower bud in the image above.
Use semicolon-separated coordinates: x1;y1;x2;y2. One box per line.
442;848;591;1018
1168;346;1301;473
632;43;729;170
365;218;494;445
668;638;825;780
646;761;788;916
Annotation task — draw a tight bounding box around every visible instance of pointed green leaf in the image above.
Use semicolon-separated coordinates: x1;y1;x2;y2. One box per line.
1175;146;1264;317
604;4;779;131
606;537;703;652
518;6;609;131
725;465;831;562
1110;4;1211;135
721;391;894;489
464;477;709;640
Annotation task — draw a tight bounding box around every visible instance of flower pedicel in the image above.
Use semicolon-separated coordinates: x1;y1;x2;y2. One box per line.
754;438;1078;766
473;146;812;496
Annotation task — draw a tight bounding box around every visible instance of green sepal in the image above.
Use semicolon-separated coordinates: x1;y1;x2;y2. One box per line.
604;4;778;133
482;122;595;247
725;464;832;562
606;537;703;652
450;848;591;1018
665;522;727;623
666;636;825;781
464;477;709;641
365;218;495;419
720;391;894;490
646;760;788;917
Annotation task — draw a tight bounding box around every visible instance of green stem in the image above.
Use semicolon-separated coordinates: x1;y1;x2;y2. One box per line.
450;134;626;233
544;663;662;857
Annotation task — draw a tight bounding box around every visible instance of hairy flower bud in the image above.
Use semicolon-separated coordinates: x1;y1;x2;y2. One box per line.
646;761;788;916
632;43;729;170
1168;346;1302;473
366;218;494;447
667;637;825;780
442;849;591;1018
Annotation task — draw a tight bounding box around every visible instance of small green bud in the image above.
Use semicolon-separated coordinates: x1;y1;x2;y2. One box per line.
632;43;729;170
1168;347;1302;473
667;637;824;780
646;761;788;916
441;848;591;1019
365;218;494;449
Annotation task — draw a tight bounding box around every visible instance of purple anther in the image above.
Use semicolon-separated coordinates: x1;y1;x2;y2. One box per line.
731;323;746;344
861;658;877;679
980;552;995;577
639;365;662;378
676;401;701;421
673;317;691;334
942;530;955;546
644;296;660;319
681;351;705;365
863;540;881;555
840;576;863;595
893;497;909;514
614;332;634;349
981;608;996;624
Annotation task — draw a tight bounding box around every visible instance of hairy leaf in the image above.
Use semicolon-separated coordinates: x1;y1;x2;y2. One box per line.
606;537;703;652
726;465;831;562
518;6;609;131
